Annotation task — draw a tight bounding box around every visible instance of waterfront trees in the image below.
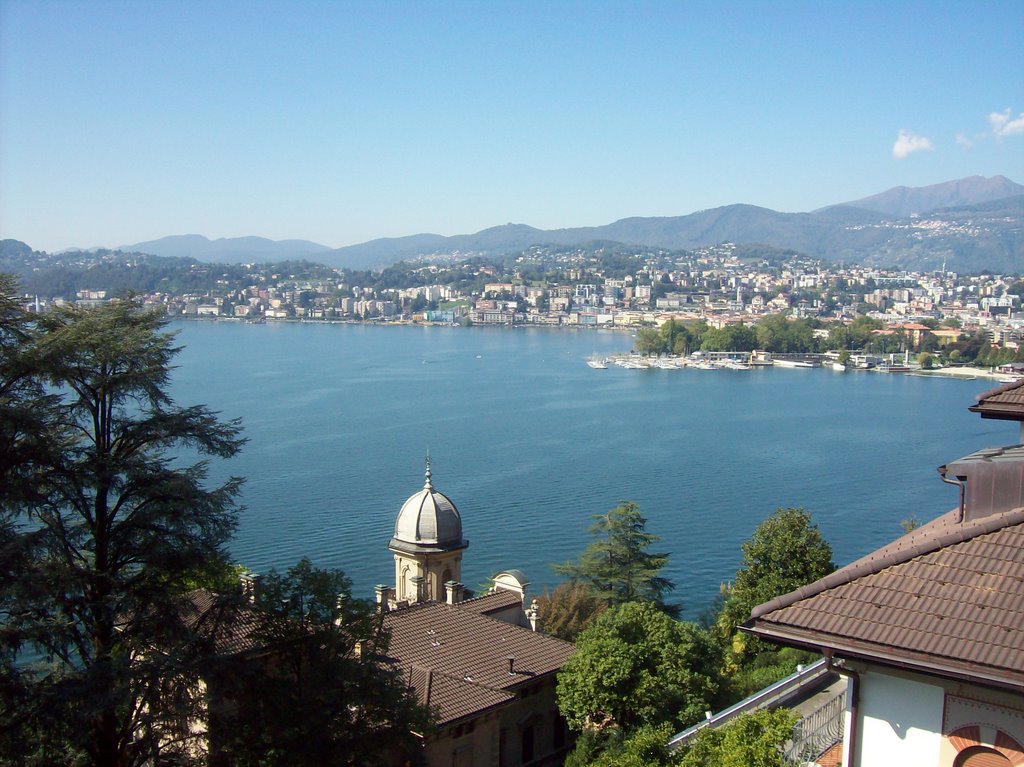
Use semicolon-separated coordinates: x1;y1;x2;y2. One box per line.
716;507;834;670
633;320;705;357
635;328;664;356
556;601;719;734
1;297;245;766
754;315;819;354
535;580;606;642
700;324;757;352
554;502;677;615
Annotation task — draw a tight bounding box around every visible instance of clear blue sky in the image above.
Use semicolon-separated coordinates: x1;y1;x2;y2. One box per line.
2;0;1022;252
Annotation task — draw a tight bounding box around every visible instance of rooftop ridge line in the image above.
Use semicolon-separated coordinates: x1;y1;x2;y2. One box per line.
749;506;1024;620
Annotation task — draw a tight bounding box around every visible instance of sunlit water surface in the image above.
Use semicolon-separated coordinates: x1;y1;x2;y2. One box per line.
169;321;1005;618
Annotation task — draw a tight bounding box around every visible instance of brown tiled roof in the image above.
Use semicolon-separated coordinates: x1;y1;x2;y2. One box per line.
180;589;265;656
403;665;513;724
383;600;575;725
969;379;1024;422
455;589;524;615
743;508;1024;692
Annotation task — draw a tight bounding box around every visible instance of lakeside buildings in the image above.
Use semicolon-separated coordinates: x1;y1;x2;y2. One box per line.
15;245;1024;358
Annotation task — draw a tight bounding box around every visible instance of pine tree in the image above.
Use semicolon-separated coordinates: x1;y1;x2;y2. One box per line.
555;501;676;615
1;296;244;766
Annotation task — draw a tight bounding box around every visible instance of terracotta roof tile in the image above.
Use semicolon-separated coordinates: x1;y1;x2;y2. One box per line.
744;510;1024;691
181;589;264;656
382;599;575;725
455;589;525;615
969;379;1024;421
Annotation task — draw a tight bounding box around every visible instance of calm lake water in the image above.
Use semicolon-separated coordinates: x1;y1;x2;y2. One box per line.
168;321;1007;619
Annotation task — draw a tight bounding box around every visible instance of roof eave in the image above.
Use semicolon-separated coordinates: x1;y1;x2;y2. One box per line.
742;621;1024;695
966;405;1024;422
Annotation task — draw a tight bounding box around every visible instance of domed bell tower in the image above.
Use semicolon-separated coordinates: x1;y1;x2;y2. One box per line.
389;458;469;604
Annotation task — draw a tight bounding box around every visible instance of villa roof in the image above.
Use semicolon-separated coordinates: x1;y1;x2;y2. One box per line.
970;379;1024;422
383;599;575;725
455;588;525;615
181;588;265;656
743;507;1024;692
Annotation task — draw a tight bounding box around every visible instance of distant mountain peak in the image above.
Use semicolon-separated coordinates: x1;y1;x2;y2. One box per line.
828;175;1024;218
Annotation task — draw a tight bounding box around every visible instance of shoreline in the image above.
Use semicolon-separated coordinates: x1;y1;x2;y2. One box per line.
173;316;1019;382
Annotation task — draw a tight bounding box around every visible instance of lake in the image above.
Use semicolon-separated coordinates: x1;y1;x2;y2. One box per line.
168;320;1007;619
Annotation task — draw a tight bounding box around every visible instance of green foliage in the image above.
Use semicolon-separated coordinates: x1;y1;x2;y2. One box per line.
556;602;720;733
635;328;665;355
555;502;676;614
564;730;617;767
700;324;757;352
1;296;245;766
208;559;432;767
718;647;818;703
535;580;607;642
754;314;818;353
634;320;705;357
582;725;678;767
717;508;834;657
917;352;934;369
676;708;797;767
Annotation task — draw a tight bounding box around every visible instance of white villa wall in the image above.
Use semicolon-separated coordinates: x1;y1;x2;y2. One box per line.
854;670;943;767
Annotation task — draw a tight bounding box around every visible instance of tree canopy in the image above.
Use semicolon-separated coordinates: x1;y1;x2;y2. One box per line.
554;502;676;615
207;559;432;767
717;507;834;656
1;295;245;766
676;708;797;767
535;580;606;642
556;601;720;734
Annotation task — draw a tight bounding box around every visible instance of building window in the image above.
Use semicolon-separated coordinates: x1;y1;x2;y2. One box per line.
521;724;534;764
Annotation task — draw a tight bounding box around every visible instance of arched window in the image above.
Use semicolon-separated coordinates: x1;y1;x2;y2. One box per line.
954;746;1013;767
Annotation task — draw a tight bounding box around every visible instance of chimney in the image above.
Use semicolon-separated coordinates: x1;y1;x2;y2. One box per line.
410;575;424;604
374;584;390;613
941;445;1024;522
445;580;464;605
507;656;516;675
239;570;260;604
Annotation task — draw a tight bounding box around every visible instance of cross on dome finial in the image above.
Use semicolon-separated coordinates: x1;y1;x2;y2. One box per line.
424;454;433;490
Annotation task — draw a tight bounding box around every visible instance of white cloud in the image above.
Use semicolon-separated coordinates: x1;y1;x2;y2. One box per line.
988;108;1024;138
955;132;973;150
892;130;935;159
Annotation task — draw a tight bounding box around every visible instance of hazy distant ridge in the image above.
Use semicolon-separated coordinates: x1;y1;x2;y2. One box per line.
43;175;1024;273
311;175;1021;272
119;234;332;262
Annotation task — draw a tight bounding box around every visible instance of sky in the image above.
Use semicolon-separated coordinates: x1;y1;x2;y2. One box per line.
1;0;1022;253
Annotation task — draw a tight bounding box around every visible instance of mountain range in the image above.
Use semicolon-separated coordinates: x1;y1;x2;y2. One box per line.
37;175;1024;274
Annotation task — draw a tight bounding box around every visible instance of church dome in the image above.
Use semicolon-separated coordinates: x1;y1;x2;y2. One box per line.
390;460;468;553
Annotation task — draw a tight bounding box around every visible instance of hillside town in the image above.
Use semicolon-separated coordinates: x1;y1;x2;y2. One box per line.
24;242;1022;366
